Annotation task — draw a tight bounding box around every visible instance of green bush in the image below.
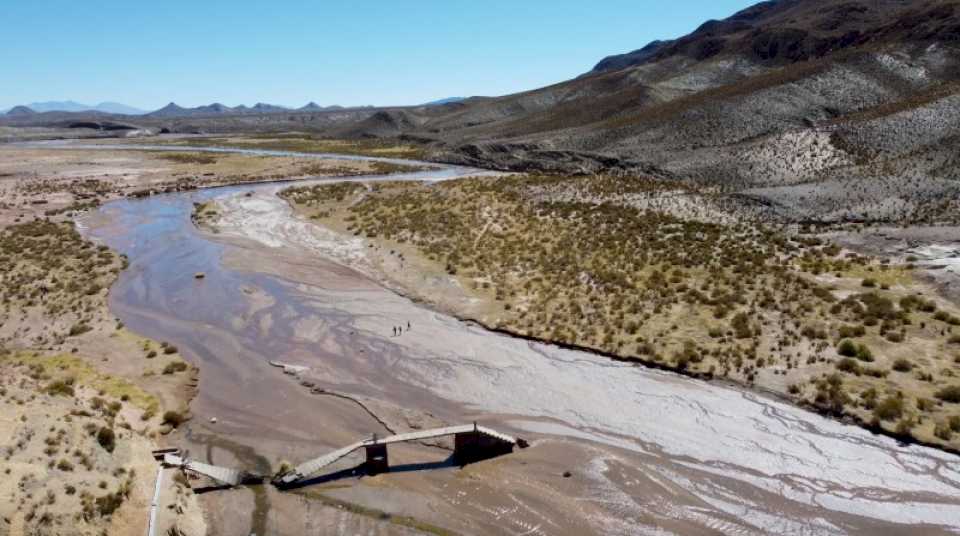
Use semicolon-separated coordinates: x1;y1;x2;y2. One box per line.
837;339;858;357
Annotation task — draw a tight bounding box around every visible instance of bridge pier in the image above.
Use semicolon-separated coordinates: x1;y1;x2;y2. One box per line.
453;430;514;463
364;443;389;474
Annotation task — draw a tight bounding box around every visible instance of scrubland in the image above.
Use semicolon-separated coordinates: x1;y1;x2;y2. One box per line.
0;217;204;536
282;174;960;452
148;134;427;160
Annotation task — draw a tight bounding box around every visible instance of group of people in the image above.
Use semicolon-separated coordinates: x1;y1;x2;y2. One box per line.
392;321;411;337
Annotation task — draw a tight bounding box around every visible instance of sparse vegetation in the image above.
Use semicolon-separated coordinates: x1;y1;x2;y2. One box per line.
281;173;960;449
158;134;427;160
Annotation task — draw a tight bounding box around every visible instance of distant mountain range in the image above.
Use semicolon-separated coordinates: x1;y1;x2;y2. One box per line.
145;101;351;118
4;97;467;118
422;97;466;106
0;101;147;115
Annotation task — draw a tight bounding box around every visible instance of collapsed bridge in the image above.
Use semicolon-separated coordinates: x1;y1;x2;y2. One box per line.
276;423;524;486
159;423;524;488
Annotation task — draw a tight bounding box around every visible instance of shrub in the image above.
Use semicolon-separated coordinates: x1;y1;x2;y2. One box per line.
861;278;877;288
873;396;904;421
57;459;74;471
730;312;752;339
95;491;124;517
162;411;186;427
855;344;873;362
934;385;960;403
836;358;861;375
935;421;954;440
885;331;904;343
837;324;865;339
162;361;188;375
837;339;858;357
892;359;913;372
896;417;915;435
68;323;92;337
96;427;116;453
45;379;75;397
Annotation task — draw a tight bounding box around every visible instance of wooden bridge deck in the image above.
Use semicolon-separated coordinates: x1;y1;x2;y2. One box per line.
280;424;516;484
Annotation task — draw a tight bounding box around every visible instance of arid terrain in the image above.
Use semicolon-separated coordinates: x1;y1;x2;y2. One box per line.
278;174;960;453
3;0;960;534
0;144;419;536
0;135;958;535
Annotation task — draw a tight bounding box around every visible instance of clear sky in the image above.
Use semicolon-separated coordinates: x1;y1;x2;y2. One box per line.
1;0;756;111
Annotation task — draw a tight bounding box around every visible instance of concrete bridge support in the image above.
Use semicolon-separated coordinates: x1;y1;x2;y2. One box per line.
364;443;389;474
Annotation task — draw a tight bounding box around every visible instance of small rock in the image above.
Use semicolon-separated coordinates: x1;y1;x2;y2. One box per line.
194;272;205;279
210;417;217;424
562;471;572;478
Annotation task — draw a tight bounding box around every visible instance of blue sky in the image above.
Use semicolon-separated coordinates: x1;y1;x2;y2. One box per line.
1;1;756;110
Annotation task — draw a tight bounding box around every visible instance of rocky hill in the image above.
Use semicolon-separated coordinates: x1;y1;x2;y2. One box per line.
2;0;958;225
406;0;960;225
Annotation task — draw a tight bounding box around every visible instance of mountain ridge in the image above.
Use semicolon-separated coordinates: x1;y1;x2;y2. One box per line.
1;101;146;115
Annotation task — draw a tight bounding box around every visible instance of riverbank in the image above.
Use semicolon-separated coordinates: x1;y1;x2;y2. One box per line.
176;180;960;533
13;140;959;534
0;141;420;536
0;142;422;228
0;218;206;536
277;177;960;456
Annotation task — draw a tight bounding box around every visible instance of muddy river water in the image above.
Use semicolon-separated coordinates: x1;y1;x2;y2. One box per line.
77;146;960;535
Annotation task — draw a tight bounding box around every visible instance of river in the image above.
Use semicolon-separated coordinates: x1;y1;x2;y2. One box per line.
76;144;960;535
